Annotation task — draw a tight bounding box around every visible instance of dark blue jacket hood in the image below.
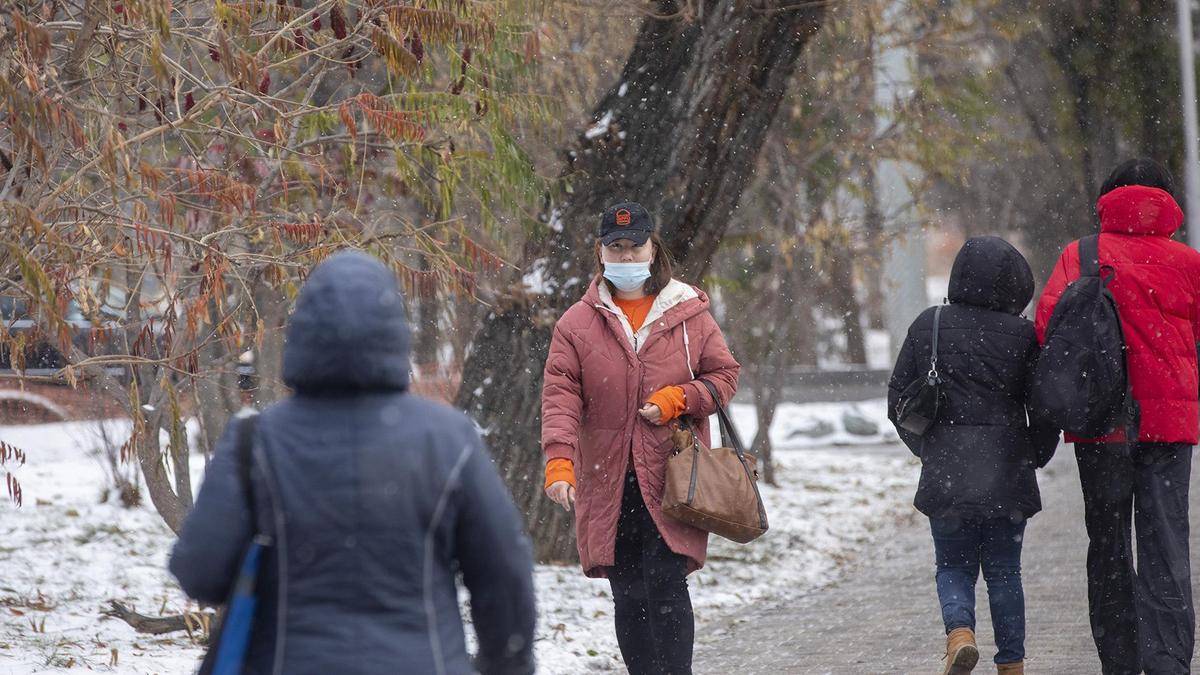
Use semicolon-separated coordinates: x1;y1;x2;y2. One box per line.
282;250;411;393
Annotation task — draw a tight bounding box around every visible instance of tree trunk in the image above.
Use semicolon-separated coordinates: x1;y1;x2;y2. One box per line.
861;161;886;331
457;0;826;561
750;343;787;487
193;338;241;460
117;262;193;534
413;255;441;369
252;281;291;408
828;251;867;366
750;248;817;486
456;295;576;563
859;18;886;331
1043;1;1178;232
136;378;192;534
751;407;775;486
1128;2;1180;171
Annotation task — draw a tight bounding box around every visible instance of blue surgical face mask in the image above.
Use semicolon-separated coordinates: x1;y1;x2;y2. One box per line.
603;261;652;292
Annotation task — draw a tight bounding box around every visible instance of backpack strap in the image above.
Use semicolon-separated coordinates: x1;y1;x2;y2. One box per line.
1077;236;1138;440
234;414;261;534
1079;234;1101;278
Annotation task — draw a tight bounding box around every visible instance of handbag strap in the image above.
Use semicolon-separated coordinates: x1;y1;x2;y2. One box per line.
698;379;748;460
929;305;943;380
697;378;768;530
234;414;262;535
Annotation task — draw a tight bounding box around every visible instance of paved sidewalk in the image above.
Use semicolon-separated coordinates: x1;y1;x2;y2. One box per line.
696;446;1200;674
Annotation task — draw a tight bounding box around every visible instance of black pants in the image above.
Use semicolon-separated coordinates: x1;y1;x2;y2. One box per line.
1076;442;1195;675
609;471;694;675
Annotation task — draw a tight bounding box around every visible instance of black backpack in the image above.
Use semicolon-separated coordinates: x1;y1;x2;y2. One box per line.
1032;235;1139;440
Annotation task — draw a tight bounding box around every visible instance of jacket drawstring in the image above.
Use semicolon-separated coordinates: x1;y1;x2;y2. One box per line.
683;321;695;380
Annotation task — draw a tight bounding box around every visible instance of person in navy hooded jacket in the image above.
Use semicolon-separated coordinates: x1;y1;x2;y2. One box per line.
170;250;536;675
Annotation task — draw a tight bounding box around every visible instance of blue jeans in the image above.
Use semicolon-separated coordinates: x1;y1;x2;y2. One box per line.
930;515;1027;664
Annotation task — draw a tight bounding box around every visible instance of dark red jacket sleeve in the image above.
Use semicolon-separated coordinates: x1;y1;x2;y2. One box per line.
541;323;582;462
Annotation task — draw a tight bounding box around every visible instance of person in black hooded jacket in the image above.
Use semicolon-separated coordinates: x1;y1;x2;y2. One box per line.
889;236;1060;675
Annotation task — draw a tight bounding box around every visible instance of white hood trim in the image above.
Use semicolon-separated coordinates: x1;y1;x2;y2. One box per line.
596;279;698;352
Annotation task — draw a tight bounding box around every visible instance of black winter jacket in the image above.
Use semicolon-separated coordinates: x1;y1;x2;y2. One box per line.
888;236;1060;521
170;251;536;675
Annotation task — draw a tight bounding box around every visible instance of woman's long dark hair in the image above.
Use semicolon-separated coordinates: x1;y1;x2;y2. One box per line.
593;232;674;296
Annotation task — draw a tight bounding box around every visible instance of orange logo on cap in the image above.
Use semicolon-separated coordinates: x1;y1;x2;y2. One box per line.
615;209;632;226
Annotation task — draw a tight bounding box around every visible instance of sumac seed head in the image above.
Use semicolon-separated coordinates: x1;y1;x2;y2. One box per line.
330;5;348;40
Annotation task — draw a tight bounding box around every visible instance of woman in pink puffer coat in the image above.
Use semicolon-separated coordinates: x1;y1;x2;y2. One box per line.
541;202;740;675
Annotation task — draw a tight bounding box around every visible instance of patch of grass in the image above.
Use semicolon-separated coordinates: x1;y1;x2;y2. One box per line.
74;523;127;545
34;635;89;669
0;588;55;611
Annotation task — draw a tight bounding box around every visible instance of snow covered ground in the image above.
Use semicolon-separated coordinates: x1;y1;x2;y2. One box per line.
0;402;917;674
529;443;918;672
0;420;201;674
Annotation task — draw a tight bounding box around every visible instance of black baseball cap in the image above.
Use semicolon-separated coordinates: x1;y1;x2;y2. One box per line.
599;202;653;245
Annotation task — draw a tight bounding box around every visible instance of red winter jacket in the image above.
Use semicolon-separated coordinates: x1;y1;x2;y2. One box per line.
1035;185;1200;444
541;278;740;578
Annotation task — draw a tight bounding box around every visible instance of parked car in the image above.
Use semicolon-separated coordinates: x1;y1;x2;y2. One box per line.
1;293;127;374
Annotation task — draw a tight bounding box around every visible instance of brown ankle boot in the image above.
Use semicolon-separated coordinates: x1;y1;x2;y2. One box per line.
942;627;979;675
995;662;1023;675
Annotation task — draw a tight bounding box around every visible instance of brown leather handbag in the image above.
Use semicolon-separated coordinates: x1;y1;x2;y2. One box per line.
662;379;769;544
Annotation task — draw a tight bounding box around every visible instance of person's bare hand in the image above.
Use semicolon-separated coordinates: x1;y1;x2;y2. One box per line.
546;481;575;512
638;404;664;425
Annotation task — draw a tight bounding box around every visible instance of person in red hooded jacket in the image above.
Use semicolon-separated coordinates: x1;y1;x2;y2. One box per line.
1035;159;1200;675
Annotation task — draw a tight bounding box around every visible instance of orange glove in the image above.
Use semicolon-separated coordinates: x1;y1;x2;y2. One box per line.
645;386;687;423
544;457;576;489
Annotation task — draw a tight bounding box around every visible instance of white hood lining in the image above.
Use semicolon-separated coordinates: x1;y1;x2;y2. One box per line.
596;279;698;352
